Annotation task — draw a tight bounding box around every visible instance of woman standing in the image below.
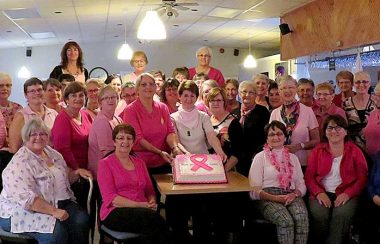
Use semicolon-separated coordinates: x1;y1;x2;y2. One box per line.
123;73;181;174
195;79;218;116
84;79;102;119
249;121;308;244
364;83;380;158
97;124;170;244
253;74;270;109
122;51;148;83
50;41;88;83
43;78;64;113
270;75;319;169
51;82;92;170
9;78;58;153
344;71;376;149
160;78;180;114
188;46;225;87
305;115;368;244
236;80;270;176
224;78;241;116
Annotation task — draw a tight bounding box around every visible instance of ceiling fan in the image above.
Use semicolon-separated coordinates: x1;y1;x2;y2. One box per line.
153;0;199;18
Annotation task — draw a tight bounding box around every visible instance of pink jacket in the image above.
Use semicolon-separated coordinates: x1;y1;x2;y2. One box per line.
305;141;368;199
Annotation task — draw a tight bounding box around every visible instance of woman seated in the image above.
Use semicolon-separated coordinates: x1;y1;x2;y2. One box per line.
97;124;170;244
367;152;380;243
0;118;92;244
305;114;368;244
249;121;308;244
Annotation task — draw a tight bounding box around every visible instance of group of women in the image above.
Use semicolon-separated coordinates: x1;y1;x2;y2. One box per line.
0;40;379;244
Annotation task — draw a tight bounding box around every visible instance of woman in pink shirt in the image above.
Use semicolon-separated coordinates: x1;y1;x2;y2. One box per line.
195;79;218;116
51;82;92;170
188;46;225;87
97;124;170;244
123;73;181;174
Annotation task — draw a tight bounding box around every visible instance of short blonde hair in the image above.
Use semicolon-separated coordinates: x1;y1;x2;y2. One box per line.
21;117;50;143
316;82;334;94
278;75;297;87
98;85;118;103
205;87;227;109
135;73;155;88
86;78;103;88
0;72;12;83
252;74;269;84
239;80;257;94
130;51;148;67
354;71;371;82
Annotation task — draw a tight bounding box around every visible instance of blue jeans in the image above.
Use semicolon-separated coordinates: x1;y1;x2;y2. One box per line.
0;200;89;244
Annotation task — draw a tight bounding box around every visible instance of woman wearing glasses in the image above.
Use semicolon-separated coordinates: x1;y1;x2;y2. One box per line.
270;75;319;170
160;78;180;114
188;46;225;87
343;71;376;149
9;78;58;153
84;79;102;119
305;114;367;244
122;51;148;83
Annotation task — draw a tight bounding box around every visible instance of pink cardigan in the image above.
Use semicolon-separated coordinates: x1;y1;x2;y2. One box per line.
305;141;368;199
189;66;225;87
97;153;155;221
51;109;93;169
122;99;175;168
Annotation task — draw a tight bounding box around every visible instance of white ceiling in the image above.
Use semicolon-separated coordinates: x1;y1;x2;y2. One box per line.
0;0;313;50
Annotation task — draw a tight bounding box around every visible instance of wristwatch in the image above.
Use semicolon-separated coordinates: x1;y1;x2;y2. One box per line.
300;143;305;149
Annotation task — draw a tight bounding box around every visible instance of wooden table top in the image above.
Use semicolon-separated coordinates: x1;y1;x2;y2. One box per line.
153;171;254;195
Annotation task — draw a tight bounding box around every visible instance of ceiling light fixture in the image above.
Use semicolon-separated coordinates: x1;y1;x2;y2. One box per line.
243;38;257;68
117;12;133;60
18;66;31;79
137;10;166;40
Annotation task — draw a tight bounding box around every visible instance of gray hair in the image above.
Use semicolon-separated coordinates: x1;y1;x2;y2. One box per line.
252;74;269;84
122;82;135;89
200;79;218;99
196;46;213;58
239;80;257;93
21;118;50;143
0;72;12;83
135;73;155;88
278;75;297;87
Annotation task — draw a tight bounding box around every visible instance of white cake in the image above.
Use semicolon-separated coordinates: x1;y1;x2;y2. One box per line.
173;154;227;184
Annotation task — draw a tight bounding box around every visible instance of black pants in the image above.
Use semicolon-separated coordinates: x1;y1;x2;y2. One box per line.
102;207;171;244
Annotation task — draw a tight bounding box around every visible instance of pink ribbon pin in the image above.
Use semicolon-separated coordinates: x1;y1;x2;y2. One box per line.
190;154;213;171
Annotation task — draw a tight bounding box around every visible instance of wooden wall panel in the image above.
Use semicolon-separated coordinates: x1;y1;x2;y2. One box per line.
281;0;380;60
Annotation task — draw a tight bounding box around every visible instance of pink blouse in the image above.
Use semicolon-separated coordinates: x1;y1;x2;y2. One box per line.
363;110;380;156
189;66;225;87
51;109;93;169
0;112;6;149
97;154;155;221
122;99;175;168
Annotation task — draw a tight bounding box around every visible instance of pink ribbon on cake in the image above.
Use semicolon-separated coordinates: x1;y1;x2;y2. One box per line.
190;154;213;171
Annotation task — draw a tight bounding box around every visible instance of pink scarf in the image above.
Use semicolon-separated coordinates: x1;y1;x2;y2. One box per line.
264;144;293;190
240;103;255;125
177;105;199;129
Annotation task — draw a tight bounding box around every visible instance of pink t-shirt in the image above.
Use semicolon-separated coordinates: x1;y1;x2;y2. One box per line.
88;112;123;178
0;112;6;149
270;103;319;166
123;99;175;168
189;66;225;87
97;154;155;221
363;110;380;156
51;109;93;169
195;101;211;116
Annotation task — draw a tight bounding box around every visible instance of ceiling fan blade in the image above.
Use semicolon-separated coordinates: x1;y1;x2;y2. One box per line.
156;7;166;16
172;8;179;18
174;5;190;11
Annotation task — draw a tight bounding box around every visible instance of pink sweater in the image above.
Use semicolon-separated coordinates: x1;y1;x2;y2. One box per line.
0;112;6;149
122;99;175;168
189;66;225;87
97;154;155;221
363;110;380;156
51;109;93;169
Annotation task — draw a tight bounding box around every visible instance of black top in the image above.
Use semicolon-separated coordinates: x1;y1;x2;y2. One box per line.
49;65;89;81
232;104;270;176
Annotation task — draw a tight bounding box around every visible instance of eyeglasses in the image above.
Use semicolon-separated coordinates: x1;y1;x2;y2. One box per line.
68;93;85;99
326;125;344;132
87;88;100;93
197;54;211;58
316;92;333;97
240;90;256;96
115;136;134;141
0;84;12;88
140;83;156;88
268;132;284;138
133;59;146;64
101;96;118;101
30;132;48;138
354;80;370;85
27;88;44;94
209;99;224;104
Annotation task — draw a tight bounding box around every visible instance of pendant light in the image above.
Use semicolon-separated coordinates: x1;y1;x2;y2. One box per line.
243;38;257;68
137;10;166;40
117;13;133;60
